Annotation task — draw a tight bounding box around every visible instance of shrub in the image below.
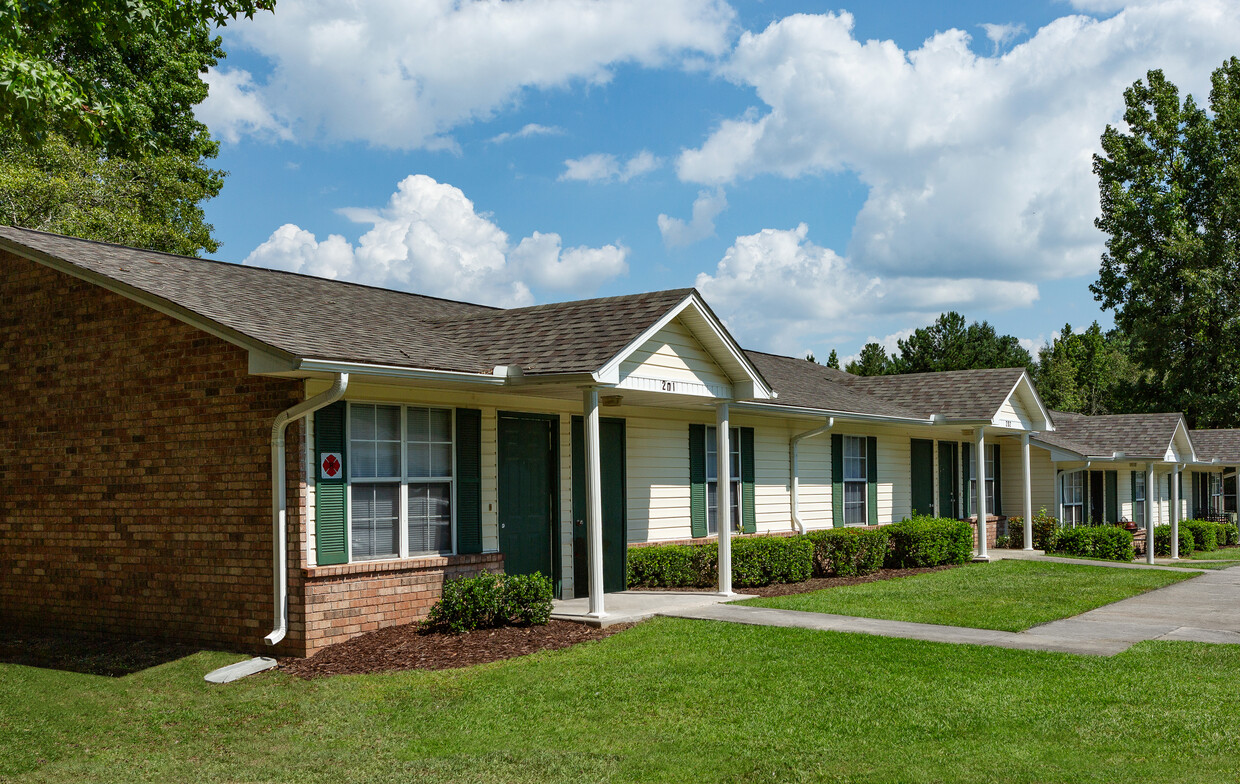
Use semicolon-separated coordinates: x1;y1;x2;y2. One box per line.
731;536;813;586
1183;520;1219;553
1051;525;1134;562
1152;524;1196;558
1221;522;1240;546
806;527;890;577
423;571;554;633
502;572;554;625
885;516;974;568
1006;508;1059;551
995;534;1011;549
627;544;708;588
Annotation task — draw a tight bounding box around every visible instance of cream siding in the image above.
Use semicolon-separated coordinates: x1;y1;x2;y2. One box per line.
618;318;732;390
995;395;1035;430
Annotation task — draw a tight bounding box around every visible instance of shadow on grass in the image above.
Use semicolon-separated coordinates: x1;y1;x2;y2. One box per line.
0;628;221;676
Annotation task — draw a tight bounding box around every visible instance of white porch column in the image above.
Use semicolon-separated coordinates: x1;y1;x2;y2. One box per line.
582;388;605;617
1053;462;1062;524
1170;464;1181;560
975;427;989;561
1145;462;1156;565
717;401;733;595
1021;433;1034;550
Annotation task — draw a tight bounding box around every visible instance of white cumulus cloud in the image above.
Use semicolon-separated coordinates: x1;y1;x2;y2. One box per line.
678;1;1240;288
560;150;662;183
696;223;1037;354
206;0;734;149
658;188;728;247
197;67;293;143
243;175;627;307
489;123;565;144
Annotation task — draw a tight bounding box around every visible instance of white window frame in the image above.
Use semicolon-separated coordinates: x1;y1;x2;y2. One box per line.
968;445;996;519
1133;470;1146;526
1062;470;1084;527
1209;472;1224;515
842;435;868;526
345;401;457;563
705;425;741;535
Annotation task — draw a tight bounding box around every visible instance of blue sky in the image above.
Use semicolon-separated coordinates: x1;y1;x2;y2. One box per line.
196;0;1239;363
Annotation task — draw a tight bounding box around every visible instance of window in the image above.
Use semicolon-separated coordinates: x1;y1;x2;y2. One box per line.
705;426;740;535
348;403;454;561
843;436;867;525
969;446;997;517
1062;471;1083;526
1133;471;1146;526
1209;472;1224;515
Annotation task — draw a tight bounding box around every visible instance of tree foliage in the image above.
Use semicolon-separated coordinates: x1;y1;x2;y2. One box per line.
845;342;896;376
893;312;1034;375
1;0;273;150
1092;59;1240;427
825;349;840;370
1034;322;1141;415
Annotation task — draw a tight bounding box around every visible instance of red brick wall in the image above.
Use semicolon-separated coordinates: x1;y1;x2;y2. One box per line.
0;250;308;655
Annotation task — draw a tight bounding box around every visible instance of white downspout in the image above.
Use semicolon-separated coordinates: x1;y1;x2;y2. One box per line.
265;373;349;647
790;417;834;534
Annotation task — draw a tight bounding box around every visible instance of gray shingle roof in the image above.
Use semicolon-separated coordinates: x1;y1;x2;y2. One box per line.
0;226;692;376
1042;410;1186;458
834;367;1030;420
743;352;926;419
1189;430;1240;464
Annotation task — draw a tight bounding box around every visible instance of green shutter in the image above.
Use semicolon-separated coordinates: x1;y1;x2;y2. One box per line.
1130;471;1138;521
991;444;1002;517
831;433;844;527
456;408;483;554
962;442;971;518
689;424;707;538
1105;470;1118;523
1192;471;1201;517
314;402;348;566
866;436;878;526
740;427;756;534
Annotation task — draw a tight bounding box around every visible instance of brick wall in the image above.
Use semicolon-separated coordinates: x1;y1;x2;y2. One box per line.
0;251;309;655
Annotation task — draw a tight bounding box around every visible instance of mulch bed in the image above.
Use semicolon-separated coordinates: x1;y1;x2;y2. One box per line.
631;564;961;598
279;620;633;679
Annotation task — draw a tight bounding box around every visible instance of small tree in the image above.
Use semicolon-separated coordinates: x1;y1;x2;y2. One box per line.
826;349;840;369
846;342;895;376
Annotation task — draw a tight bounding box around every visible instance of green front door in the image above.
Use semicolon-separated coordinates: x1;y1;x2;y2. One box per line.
911;439;935;516
938;441;959;518
498;413;557;581
571;417;627;597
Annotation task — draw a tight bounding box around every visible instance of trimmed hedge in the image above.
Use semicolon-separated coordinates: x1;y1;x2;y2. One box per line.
1051;525;1134;562
885;516;974;568
1005;508;1059;551
1152;524;1195;558
1221;522;1240;546
627;535;814;589
1183;520;1219;553
806;527;890;577
423;571;554;634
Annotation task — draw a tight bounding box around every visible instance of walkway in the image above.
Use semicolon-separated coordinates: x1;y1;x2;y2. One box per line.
552;590;754;628
663;566;1240;657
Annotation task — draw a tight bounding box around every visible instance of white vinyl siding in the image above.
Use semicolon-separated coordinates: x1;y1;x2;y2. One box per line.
618;318;732;390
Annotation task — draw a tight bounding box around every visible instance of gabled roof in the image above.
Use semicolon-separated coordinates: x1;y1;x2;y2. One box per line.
1189;430;1240;464
1038;411;1192;461
834;367;1037;422
743;352;926;420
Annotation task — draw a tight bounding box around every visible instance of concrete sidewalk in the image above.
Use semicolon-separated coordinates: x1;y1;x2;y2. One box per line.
552;590;754;627
663;567;1240;657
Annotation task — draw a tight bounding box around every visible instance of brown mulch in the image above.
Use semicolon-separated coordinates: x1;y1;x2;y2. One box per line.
279;620;633;679
631;564;962;598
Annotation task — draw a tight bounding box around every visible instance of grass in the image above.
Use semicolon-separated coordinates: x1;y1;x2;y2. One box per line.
1178;546;1240;561
738;560;1194;632
3;619;1240;783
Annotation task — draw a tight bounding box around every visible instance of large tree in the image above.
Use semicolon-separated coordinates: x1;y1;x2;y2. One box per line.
893;311;1034;374
0;2;271;255
1035;322;1141;415
845;342;896;376
1092;59;1240;428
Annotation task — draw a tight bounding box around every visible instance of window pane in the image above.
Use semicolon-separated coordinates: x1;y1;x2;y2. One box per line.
407;406;453;479
351;483;398;560
707;482;718;534
375;405;400;440
844;480;866;525
407;406;429;443
351;404;400;478
408;443;431;478
705;427;717;482
430;443;452;477
408;482;451;555
429;408;452;442
843;436;866;481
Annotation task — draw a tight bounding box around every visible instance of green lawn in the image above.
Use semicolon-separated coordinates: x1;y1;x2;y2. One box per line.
739;560;1194;631
1179;546;1240;561
3;619;1240;783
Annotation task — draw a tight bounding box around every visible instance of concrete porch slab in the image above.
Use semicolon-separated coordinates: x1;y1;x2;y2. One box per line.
552;590;755;628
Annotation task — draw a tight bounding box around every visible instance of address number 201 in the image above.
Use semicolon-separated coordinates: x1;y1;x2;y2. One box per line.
660;380;676;392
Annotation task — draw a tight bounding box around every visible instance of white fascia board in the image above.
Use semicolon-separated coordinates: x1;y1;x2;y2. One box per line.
3;238;296;363
1170;418;1199;464
733;400;933;425
593;293;773;399
296;358;507;385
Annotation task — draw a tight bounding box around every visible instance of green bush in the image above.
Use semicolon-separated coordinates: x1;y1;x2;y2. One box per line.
1051;525;1134;562
731;536;813;587
806;527;890;577
885;516;974;568
423;571;554;633
1221;522;1240;546
627;544;710;588
994;534;1011;549
1183;520;1219;553
1006;508;1059;551
1152;524;1196;557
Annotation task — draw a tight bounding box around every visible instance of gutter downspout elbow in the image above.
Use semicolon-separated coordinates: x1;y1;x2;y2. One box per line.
790;417;834;534
265;373;349;647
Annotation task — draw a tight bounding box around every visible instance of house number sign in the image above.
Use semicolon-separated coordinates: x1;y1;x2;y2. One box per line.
320;452;343;479
660;380;676;392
